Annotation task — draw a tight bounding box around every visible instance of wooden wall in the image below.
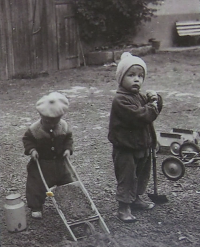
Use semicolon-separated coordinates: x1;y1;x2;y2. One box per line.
0;0;79;80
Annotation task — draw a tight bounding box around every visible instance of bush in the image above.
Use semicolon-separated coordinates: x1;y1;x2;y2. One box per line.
74;0;162;45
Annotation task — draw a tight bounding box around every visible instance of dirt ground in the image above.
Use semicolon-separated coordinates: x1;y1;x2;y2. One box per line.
1;49;200;247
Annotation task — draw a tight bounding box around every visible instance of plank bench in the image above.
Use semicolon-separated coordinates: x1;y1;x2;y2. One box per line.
176;20;200;36
176;21;200;46
175;20;200;46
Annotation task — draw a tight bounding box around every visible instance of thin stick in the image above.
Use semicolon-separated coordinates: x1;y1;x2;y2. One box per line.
36;159;49;192
77;26;86;66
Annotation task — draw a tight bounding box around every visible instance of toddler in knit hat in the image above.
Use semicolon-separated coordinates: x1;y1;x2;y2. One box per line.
108;52;163;223
22;92;74;219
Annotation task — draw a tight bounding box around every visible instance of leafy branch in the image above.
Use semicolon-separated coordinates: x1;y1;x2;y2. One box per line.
74;0;162;44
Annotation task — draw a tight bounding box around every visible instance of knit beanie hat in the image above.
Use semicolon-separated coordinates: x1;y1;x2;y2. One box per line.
116;52;147;85
36;92;69;118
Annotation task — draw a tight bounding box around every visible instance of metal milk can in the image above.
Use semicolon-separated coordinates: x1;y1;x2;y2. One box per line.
4;193;27;232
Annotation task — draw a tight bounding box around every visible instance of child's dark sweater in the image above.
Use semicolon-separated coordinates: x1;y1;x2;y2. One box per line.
108;87;162;150
23;119;73;160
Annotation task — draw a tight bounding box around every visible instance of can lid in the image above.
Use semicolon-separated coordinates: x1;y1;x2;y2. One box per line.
6;193;21;200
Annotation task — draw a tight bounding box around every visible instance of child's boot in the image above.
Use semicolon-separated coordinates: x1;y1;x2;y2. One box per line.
31;209;43;219
131;195;155;210
117;202;136;223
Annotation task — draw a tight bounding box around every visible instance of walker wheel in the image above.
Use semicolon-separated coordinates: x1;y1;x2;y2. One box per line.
179;142;200;161
84;221;95;237
162;156;185;181
170;142;181;156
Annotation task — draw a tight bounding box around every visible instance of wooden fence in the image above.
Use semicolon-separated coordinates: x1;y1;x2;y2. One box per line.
0;0;80;80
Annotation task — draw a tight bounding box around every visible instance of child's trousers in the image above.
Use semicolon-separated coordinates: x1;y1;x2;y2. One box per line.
112;146;151;204
26;158;74;211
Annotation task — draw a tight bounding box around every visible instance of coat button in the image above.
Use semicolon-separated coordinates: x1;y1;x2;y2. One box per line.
51;147;55;151
50;129;53;133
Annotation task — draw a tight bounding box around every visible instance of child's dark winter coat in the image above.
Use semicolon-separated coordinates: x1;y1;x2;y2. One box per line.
108;86;162;150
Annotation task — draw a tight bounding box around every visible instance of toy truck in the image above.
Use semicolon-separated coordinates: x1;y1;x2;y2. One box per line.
156;132;184;155
156;128;200;155
171;128;200;145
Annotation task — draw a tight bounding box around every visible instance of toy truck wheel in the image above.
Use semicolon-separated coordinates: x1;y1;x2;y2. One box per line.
162;156;185;181
155;141;160;153
179;141;200;161
170;142;181;156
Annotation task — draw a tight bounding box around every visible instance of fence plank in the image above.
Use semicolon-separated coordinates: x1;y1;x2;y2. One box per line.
0;1;8;79
3;0;15;78
43;0;57;72
31;0;44;74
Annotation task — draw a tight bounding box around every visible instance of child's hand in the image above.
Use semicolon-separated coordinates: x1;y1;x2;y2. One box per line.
63;149;70;158
146;90;158;102
31;150;39;160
